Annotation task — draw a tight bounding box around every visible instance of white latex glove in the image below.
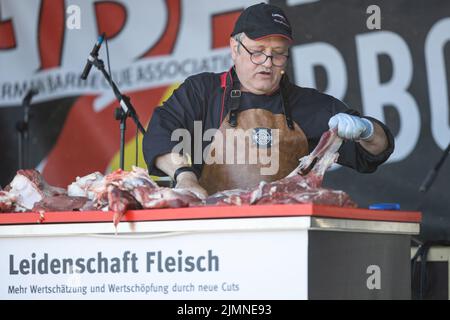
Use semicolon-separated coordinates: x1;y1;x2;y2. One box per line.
328;113;374;141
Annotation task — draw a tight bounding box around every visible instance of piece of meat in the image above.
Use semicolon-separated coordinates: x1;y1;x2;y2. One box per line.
100;166;158;207
0;191;16;213
206;177;355;207
68;172;105;199
32;195;89;213
287;128;343;188
105;166;158;189
136;187;202;209
7;169;66;210
205;129;356;208
204;189;252;206
252;177;355;206
68;171;109;210
3;166;202;223
105;167;202;224
79;200;97;211
107;185;142;227
70;166;202;226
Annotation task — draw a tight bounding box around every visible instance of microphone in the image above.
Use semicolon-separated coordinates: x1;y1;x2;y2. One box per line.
80;33;105;80
23;88;38;106
22;88;38;123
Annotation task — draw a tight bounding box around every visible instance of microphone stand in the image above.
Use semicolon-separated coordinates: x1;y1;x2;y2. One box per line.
413;142;450;299
16;97;31;170
419;142;450;193
90;56;146;170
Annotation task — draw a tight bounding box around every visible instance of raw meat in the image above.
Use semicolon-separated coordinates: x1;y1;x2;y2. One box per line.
205;129;357;207
0;129;355;225
0;191;16;213
32;195;89;213
107;185;142;226
289;128;343;187
68;172;105;200
73;166;202;226
7;169;66;211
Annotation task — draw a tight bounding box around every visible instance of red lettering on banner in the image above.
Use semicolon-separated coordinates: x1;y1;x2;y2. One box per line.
38;0;65;70
95;1;127;39
0;16;16;49
141;0;181;57
211;10;242;49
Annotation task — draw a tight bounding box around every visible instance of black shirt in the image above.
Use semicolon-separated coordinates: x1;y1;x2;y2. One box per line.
143;71;394;177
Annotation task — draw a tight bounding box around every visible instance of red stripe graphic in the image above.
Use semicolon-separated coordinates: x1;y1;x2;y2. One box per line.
38;0;65;70
141;0;181;57
95;1;127;39
0;17;16;49
211;10;242;49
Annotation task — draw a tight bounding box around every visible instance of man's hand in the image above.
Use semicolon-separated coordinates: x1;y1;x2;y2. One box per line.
155;153;208;199
175;171;208;200
328;113;374;141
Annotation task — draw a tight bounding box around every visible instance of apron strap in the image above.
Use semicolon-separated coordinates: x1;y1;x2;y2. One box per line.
224;68;294;130
280;74;294;130
228;69;241;127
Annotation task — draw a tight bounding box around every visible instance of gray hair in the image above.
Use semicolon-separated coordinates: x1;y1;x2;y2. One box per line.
233;32;245;53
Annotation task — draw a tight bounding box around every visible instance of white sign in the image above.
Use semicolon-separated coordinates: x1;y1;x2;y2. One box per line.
0;230;308;299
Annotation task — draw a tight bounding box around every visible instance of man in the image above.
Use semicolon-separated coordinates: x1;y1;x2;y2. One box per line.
143;3;394;198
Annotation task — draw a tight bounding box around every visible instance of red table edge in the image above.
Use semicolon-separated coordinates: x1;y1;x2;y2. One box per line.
0;204;422;225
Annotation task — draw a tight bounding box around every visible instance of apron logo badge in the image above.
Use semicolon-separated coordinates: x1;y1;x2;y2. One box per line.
252;128;272;148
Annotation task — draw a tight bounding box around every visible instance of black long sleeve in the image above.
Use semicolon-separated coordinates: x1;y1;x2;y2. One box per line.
143;76;204;176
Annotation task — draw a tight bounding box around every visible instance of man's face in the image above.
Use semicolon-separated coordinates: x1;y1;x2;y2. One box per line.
230;34;289;95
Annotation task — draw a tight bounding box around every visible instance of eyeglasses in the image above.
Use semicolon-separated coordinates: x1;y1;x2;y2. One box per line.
237;40;289;67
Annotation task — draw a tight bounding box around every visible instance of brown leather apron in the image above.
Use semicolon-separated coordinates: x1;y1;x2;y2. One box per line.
199;70;309;195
